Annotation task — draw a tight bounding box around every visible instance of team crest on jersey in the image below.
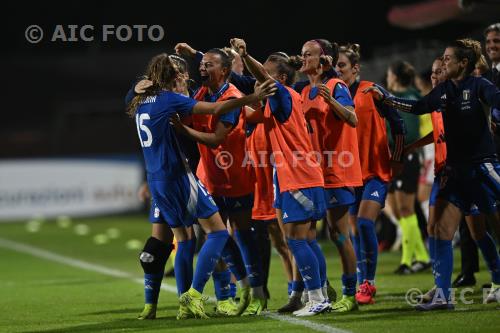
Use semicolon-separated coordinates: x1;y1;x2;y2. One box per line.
462;89;470;101
154;206;160;218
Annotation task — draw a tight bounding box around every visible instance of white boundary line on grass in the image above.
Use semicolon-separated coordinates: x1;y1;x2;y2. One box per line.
0;237;351;333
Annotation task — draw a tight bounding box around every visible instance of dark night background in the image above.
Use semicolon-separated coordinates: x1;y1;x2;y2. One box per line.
1;1;498;158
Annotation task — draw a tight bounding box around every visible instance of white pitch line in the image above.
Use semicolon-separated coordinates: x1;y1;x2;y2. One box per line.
0;237;351;333
264;313;351;333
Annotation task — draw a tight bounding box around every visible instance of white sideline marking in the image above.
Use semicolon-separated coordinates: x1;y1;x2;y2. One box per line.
0;237;351;333
264;313;351;333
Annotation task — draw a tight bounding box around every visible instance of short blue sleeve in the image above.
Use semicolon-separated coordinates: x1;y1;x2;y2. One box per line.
269;81;293;123
219;105;241;126
160;92;197;117
333;82;354;107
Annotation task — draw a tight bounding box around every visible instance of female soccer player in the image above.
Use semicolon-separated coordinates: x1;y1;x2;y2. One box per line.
127;54;196;320
230;37;331;316
127;53;275;319
403;56;447;302
173;48;268;316
365;39;500;310
335;44;406;306
175;43;297;312
298;39;362;310
383;60;431;275
245;99;295;304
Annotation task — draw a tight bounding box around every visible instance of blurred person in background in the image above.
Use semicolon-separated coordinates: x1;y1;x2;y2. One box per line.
415;68;434;224
384;61;430;275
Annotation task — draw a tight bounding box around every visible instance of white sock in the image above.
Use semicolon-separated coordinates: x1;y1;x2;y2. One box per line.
302;289;309;303
308;288;325;303
321;285;328;299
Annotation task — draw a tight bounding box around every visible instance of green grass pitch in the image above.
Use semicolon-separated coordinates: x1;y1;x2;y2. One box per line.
0;214;499;333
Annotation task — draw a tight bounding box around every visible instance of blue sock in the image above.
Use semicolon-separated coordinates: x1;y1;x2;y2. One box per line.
144;273;163;304
213;269;231;301
192;230;229;293
358;218;378;281
308;239;327;287
234;230;263;287
341;273;357;297
229;282;237;298
428;236;436;277
291;279;305;293
351;233;365;284
434;239;453;301
288;281;293;295
221;236;247;281
175;239;195;295
287;238;321;291
476;233;500;284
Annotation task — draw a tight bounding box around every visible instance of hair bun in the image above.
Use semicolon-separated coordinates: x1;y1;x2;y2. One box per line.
351;43;360;53
288;55;303;70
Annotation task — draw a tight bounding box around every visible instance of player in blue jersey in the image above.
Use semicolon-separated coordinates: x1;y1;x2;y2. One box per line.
127;53;276;319
365;39;500;310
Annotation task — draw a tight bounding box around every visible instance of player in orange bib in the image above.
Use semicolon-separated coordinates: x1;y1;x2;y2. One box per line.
402;56;446;303
335;44;407;306
245;106;294;301
230;37;331;316
174;48;265;316
299;39;361;312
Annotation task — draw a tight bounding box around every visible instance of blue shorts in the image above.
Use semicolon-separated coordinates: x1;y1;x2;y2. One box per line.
432;161;500;216
273;170;326;223
324;187;355;209
214;193;254;214
349;177;388;216
148;173;218;228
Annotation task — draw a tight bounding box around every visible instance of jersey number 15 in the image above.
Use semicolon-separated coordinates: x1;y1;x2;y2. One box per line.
136;113;153;147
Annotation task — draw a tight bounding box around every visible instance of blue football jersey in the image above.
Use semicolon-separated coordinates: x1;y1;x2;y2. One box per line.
135;91;197;180
386;76;500;164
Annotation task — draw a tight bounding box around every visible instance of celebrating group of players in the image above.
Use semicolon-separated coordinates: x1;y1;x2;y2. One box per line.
125;23;500;320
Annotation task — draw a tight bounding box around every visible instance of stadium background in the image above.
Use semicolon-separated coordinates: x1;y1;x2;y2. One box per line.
2;0;498;221
1;2;500;332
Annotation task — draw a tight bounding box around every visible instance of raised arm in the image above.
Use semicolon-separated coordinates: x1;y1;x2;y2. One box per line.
318;82;358;127
230;71;257;95
230;38;271;84
125;79;153;106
